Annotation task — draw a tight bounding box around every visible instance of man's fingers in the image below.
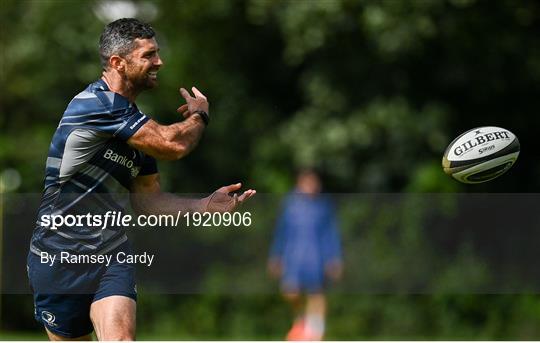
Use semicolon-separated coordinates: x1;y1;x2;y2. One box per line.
218;183;242;194
180;88;193;100
237;189;256;203
192;87;207;100
205;185;255;213
176;104;191;118
176;104;188;113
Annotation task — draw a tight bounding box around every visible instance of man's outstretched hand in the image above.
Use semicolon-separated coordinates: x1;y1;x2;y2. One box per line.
202;183;256;212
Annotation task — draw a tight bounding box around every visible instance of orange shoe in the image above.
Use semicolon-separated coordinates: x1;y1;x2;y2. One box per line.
286;319;306;341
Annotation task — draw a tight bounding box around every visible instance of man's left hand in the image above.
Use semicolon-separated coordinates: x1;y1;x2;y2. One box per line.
203;183;256;212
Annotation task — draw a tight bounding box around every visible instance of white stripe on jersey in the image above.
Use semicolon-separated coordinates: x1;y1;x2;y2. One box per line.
54;230;98;250
58;118;122;128
52;170;110;215
74;91;97;99
46;157;62;169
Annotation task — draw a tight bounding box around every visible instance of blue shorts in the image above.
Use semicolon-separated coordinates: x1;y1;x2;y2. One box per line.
27;241;136;338
281;268;325;294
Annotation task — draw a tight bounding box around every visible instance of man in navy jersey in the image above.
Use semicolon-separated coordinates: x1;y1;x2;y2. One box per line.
27;18;255;340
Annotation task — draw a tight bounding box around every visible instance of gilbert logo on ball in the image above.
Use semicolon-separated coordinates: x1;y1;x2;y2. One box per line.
442;126;520;184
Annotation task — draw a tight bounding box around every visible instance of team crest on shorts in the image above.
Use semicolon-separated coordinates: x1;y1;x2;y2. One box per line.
41;311;58;327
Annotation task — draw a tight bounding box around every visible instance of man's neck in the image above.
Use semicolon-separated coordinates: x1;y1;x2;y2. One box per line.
101;71;139;103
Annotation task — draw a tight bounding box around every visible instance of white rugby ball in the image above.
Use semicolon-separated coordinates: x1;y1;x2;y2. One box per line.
442;126;520;184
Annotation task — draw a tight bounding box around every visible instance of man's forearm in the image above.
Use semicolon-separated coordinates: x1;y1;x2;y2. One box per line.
127;115;206;161
131;191;208;216
162;115;205;157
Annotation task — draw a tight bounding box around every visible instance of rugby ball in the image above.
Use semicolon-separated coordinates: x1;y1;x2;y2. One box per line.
442;126;519;184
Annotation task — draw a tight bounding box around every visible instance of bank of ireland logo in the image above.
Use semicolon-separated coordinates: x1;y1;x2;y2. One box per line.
41;311;58;327
130;151;140;177
104;149;140;177
131;166;140;177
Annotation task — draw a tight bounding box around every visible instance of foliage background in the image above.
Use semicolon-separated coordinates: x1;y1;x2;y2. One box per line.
1;0;540;339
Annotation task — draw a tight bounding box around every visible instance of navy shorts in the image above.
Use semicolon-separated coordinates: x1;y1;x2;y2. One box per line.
27;241;136;338
281;268;325;294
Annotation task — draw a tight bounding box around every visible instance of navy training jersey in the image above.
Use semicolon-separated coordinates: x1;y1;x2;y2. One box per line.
30;79;157;256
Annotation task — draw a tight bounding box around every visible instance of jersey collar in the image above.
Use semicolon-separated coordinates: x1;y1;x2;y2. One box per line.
96;78;110;91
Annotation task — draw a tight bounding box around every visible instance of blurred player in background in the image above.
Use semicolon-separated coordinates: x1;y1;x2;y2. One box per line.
268;169;343;341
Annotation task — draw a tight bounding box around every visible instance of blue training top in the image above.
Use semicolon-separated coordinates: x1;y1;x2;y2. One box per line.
30;79;157;256
270;191;342;284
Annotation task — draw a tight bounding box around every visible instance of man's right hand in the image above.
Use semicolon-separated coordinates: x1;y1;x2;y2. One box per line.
128;86;209;161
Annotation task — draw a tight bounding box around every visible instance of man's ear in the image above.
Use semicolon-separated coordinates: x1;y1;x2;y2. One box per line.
109;55;126;72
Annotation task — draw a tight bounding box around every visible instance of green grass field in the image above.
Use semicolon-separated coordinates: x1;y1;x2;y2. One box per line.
0;332;46;341
0;331;281;341
0;331;196;341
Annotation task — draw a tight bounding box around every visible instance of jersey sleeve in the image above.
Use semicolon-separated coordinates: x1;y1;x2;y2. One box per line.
61;82;150;141
139;154;158;176
112;106;150;141
89;90;149;141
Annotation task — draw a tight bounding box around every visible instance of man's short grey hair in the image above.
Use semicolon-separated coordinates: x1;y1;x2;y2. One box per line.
99;18;155;70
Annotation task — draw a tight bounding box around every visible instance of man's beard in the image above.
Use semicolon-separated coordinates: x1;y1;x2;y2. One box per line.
124;69;157;94
133;74;156;91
